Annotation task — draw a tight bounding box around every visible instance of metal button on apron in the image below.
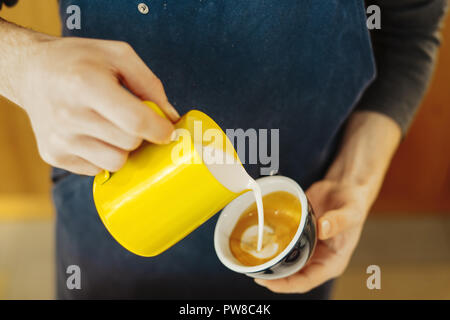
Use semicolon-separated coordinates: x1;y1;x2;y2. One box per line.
138;3;149;14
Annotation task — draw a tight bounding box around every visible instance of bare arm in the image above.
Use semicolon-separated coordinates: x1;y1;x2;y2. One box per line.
0;17;179;175
0;18;47;104
323;110;402;233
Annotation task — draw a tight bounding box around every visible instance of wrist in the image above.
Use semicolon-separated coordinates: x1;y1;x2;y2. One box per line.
324;143;381;204
324;175;375;213
324;111;401;208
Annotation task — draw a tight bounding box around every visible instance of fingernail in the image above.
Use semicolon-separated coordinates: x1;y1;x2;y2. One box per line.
321;220;331;237
254;279;264;285
170;130;179;141
161;129;176;145
156;123;176;145
166;102;180;121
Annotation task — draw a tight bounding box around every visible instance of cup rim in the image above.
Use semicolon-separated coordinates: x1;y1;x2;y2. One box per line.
214;175;308;274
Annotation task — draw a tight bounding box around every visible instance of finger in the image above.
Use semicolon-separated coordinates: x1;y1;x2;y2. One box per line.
318;207;360;240
61;135;129;172
254;262;335;294
107;41;180;122
63;108;143;151
85;75;175;144
53;154;102;176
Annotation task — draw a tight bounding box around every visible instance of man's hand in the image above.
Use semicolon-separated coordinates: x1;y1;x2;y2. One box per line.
0;20;180;175
255;179;370;293
255;111;402;293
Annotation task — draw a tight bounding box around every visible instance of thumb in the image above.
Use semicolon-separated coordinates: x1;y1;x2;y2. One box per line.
317;207;359;240
109;43;180;122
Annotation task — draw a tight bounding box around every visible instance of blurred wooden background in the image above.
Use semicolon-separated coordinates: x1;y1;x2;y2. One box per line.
0;0;60;219
0;0;449;220
372;7;450;214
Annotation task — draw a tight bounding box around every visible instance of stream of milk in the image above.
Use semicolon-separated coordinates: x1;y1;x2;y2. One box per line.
201;145;264;251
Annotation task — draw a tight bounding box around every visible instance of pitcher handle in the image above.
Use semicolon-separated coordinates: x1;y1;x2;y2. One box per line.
96;101;168;184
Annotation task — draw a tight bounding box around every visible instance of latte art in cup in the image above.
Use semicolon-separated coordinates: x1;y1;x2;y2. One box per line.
240;225;279;259
229;191;301;266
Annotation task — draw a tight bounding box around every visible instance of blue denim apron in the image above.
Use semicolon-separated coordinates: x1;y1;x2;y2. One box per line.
54;0;375;299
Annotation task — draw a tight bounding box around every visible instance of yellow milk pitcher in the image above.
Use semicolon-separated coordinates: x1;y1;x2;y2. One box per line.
92;101;250;257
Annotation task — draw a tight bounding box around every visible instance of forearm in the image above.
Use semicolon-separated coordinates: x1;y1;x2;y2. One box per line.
0;17;52;105
326;111;401;208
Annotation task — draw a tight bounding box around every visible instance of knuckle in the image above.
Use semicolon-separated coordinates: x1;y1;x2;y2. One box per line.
106;150;128;172
86;167;102;176
54;106;73;123
128;113;148;136
296;288;310;294
149;77;164;93
268;287;285;294
49;132;68;149
263;281;289;294
40;147;60;166
114;41;134;56
91;167;103;175
67;65;93;89
334;266;346;278
335;213;349;230
155;78;164;90
122;137;142;151
355;210;366;224
47;132;60;147
39;148;53;164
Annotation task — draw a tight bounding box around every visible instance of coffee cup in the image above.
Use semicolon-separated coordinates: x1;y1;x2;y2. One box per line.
214;175;317;280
